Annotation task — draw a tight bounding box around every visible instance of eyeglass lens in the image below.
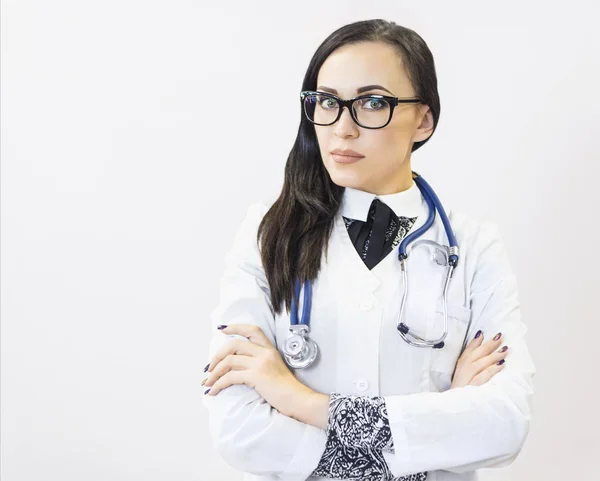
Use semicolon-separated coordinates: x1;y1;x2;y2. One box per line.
303;93;391;128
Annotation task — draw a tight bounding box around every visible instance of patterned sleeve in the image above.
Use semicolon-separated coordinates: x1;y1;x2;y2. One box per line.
311;393;428;480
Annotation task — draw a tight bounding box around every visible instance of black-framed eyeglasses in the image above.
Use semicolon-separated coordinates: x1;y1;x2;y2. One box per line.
300;90;423;129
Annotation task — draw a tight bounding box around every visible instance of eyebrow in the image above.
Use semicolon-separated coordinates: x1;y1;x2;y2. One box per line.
316;84;394;96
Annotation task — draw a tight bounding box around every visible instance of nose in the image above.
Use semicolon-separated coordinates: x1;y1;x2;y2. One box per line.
334;105;358;136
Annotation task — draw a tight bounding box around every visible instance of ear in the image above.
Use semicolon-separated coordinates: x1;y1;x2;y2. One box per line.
412;105;434;143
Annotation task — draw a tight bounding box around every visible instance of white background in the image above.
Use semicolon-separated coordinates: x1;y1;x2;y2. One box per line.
2;1;599;480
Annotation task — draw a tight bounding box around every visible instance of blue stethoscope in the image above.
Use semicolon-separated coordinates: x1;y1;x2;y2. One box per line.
283;172;460;369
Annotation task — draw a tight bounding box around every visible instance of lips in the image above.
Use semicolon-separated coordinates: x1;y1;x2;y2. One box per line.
331;149;364;158
331;153;363;164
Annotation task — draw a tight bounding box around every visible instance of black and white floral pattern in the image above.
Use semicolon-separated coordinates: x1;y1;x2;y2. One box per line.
343;213;417;264
312;393;428;480
310;202;426;480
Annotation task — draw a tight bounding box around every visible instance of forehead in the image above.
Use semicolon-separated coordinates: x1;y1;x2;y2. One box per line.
316;42;409;95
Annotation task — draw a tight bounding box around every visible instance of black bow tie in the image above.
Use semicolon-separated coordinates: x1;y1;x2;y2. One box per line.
344;198;417;270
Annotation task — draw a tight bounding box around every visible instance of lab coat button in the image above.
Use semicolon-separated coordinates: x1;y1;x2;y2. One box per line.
358;300;373;311
355;379;369;391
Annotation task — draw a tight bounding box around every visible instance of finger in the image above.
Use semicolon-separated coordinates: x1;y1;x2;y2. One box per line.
217;324;273;349
471;346;509;376
469;361;506;386
457;347;503;383
463;330;484;354
472;332;504;358
205;354;254;388
207;338;263;373
455;331;484;376
206;370;247;396
469;330;484;346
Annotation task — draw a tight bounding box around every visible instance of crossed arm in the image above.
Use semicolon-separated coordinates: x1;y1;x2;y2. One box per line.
202;204;535;479
309;393;428;480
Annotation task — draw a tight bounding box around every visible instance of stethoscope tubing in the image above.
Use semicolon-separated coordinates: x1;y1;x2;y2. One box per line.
290;173;458;327
285;173;460;368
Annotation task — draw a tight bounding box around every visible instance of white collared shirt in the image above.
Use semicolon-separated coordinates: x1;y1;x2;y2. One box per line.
202;184;536;481
340;179;423;222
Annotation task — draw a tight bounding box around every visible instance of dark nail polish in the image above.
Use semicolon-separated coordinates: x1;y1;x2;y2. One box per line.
204;389;211;395
475;330;482;339
204;363;210;372
497;359;505;365
493;332;502;341
500;346;508;353
217;325;227;330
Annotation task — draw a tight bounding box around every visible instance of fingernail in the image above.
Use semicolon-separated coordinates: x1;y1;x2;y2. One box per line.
493;332;502;341
201;378;207;386
497;359;505;365
217;325;227;330
475;330;482;339
204;363;210;372
499;346;508;353
204;389;211;395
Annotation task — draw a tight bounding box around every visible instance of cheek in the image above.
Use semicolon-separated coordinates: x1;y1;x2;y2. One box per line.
390;111;418;137
364;132;402;162
315;132;337;166
314;130;328;153
377;126;413;158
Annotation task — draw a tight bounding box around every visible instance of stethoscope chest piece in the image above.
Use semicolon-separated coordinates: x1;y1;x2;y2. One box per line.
283;324;318;369
284;172;460;364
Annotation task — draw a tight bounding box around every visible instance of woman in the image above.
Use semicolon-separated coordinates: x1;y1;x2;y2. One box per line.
201;19;536;481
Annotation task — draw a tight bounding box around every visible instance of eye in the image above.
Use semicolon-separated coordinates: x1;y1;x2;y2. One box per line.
358;98;386;111
317;96;338;110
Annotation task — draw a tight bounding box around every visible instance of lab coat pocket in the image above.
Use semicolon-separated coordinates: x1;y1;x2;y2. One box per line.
428;300;472;392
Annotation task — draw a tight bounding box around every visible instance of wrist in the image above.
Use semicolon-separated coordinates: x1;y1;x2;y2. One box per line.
288;385;330;430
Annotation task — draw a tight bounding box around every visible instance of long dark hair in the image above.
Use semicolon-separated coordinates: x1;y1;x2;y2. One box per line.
257;19;441;316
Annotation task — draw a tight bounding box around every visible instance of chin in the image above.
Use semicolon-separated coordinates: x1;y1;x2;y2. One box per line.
326;169;363;189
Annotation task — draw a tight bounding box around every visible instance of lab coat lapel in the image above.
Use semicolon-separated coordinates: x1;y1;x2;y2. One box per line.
286;194;462;396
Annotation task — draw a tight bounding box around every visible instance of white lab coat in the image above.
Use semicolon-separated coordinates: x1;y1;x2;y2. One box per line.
202;191;536;481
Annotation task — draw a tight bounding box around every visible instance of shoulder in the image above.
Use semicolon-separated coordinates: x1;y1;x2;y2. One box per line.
239;201;273;235
244;201;271;221
447;207;503;253
447;207;515;288
231;200;275;252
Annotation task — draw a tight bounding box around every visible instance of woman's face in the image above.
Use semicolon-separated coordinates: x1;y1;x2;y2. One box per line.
314;41;433;195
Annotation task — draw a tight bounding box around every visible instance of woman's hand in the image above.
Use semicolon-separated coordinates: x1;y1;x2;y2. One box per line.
450;330;509;389
202;324;310;418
